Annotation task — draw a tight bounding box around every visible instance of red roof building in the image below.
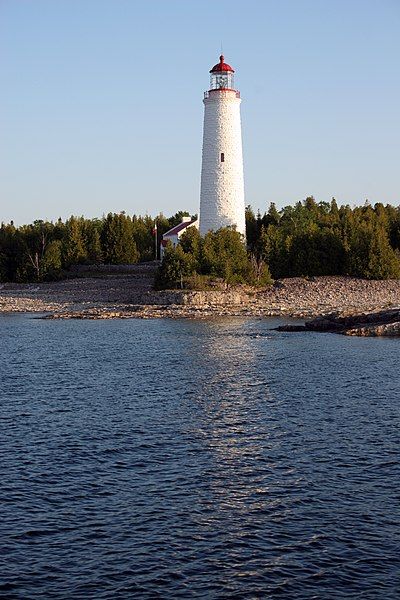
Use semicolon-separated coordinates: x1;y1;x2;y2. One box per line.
160;217;199;257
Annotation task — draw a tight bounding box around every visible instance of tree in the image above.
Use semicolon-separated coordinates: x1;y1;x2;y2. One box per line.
289;226;345;276
179;227;201;268
248;254;273;286
245;205;258;251
42;240;63;279
201;228;249;283
264;202;280;227
83;220;103;264
155;242;196;289
20;220;59;281
101;213;139;264
346;217;400;279
259;224;290;278
131;214;155;261
62;217;86;267
0;223;27;282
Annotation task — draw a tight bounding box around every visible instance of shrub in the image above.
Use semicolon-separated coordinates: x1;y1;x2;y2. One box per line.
155;243;196;289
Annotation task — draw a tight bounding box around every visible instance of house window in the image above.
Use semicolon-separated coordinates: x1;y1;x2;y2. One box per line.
221;152;225;162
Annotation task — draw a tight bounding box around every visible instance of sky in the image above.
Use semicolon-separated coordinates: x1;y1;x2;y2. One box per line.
1;0;399;225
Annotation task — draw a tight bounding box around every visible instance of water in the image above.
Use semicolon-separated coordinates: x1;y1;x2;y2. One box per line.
0;314;399;599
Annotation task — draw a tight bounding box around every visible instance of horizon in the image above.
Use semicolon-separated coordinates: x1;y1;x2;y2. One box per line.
1;0;400;225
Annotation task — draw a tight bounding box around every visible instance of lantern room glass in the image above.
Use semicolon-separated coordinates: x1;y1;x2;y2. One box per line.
210;72;234;90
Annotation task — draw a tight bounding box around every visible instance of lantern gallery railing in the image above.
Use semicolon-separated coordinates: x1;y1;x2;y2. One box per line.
204;90;240;99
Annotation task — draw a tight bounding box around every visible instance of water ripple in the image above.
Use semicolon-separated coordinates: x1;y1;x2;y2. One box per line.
0;315;399;599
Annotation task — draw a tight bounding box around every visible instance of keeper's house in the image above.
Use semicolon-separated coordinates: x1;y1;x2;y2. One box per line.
160;217;199;258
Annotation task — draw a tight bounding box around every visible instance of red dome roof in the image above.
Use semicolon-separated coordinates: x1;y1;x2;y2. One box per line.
210;55;235;74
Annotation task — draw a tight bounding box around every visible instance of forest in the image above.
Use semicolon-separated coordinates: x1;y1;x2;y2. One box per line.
0;211;188;283
1;198;400;284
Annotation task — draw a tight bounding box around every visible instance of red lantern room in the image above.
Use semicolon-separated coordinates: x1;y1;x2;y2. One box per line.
209;55;235;91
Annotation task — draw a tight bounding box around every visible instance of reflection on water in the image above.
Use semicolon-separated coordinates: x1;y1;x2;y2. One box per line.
0;315;399;599
191;320;270;519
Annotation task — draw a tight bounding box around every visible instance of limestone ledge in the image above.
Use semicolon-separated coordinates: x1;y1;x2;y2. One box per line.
1;276;400;322
277;308;400;337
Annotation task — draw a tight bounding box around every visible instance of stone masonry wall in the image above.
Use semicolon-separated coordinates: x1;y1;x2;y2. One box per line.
199;90;245;237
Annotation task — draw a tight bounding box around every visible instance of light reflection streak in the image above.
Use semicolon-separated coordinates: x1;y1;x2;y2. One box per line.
190;319;277;510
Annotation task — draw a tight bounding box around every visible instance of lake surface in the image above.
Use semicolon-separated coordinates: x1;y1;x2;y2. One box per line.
0;314;399;599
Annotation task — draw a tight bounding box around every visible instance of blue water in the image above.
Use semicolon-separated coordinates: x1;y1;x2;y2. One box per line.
0;314;399;599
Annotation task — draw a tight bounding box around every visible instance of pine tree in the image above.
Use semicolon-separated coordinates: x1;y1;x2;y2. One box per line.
42;240;62;279
101;213;139;264
83;220;103;264
155;243;196;289
201;228;249;283
62;217;86;267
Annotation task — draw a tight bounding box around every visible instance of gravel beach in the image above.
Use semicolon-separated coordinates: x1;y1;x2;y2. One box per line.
1;271;400;320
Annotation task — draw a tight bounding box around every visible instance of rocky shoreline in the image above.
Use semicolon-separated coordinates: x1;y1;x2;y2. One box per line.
276;308;400;337
1;273;400;330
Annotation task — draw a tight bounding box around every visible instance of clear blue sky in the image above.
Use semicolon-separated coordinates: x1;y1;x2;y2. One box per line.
1;0;399;224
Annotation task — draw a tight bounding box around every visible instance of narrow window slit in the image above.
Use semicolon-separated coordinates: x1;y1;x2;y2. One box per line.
221;152;225;162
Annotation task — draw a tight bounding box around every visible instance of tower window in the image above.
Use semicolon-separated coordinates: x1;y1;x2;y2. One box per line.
221;152;225;162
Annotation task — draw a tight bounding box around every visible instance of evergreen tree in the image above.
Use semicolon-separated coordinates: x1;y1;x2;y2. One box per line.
345;216;400;279
265;202;280;226
83;220;102;264
62;217;86;267
131;214;155;261
2;198;400;283
0;224;26;282
101;213;139;264
201;228;249;283
245;205;258;250
20;221;57;281
155;243;196;289
179;226;201;268
42;240;63;279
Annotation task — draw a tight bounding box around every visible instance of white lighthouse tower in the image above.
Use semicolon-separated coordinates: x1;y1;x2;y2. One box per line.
199;55;245;237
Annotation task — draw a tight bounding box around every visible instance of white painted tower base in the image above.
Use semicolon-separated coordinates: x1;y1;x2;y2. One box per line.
199;56;245;238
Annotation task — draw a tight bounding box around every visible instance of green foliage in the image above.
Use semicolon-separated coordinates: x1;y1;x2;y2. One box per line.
62;217;87;267
155;242;196;289
2;199;400;283
42;240;63;280
0;210;158;282
156;227;271;289
250;198;400;280
179;227;201;267
83;220;102;264
18;220;60;281
0;223;26;281
168;211;191;229
288;227;345;276
131;214;155;261
346;220;400;279
247;255;273;286
245;205;258;250
100;213;139;264
201;228;249;282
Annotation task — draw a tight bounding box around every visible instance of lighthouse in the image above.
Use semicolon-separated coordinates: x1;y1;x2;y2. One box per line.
199;55;246;238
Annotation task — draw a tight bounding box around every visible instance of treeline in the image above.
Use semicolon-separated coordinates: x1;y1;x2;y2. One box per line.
247;198;400;280
2;198;400;284
0;211;192;282
157;197;400;288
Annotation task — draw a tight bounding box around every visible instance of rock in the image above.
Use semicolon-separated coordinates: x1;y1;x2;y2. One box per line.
2;275;400;323
344;321;400;337
273;325;307;332
279;308;400;337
